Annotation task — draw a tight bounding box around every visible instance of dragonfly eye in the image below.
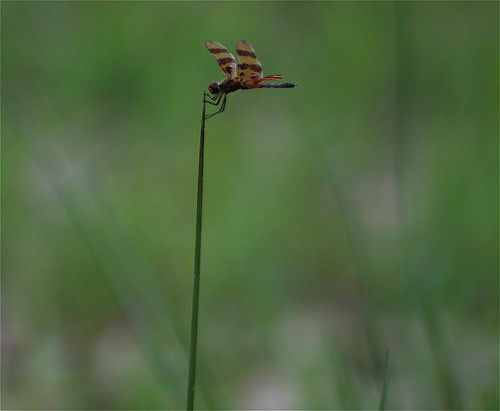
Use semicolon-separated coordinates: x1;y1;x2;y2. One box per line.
208;82;220;94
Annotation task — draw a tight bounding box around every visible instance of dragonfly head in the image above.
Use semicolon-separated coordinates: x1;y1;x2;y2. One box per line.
208;82;220;94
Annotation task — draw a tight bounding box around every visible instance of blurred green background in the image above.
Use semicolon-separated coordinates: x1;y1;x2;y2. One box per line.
2;1;498;410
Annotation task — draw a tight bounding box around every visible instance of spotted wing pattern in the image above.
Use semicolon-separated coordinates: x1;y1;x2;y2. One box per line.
235;40;263;79
205;40;237;78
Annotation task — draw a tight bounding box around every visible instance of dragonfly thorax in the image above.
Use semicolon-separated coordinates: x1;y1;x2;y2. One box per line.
208;79;242;94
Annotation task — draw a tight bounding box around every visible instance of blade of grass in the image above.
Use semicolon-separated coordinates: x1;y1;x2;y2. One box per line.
186;95;207;410
378;344;391;411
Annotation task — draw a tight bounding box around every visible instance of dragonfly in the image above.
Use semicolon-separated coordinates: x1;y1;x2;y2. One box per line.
204;40;297;119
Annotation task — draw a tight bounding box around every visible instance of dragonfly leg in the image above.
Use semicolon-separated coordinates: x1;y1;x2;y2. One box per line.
205;94;227;120
208;92;220;101
203;92;222;105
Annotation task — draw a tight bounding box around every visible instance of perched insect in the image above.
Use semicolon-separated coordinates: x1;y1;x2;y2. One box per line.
204;40;297;119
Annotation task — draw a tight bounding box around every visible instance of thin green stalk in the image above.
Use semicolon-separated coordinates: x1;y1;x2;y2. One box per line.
186;95;207;410
378;344;391;411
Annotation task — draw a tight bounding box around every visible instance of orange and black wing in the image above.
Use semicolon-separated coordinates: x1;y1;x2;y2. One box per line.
206;40;237;79
235;40;263;79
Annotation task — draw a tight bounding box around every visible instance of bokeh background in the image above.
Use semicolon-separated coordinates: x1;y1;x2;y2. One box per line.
2;1;498;410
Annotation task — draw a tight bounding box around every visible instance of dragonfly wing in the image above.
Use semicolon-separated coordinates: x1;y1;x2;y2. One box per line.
206;40;237;78
236;40;263;79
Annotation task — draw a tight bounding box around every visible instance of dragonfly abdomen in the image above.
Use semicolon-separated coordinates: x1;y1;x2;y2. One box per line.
260;83;297;88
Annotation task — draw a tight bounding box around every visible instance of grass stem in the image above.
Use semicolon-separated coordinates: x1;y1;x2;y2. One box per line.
186;95;207;411
378;344;391;411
